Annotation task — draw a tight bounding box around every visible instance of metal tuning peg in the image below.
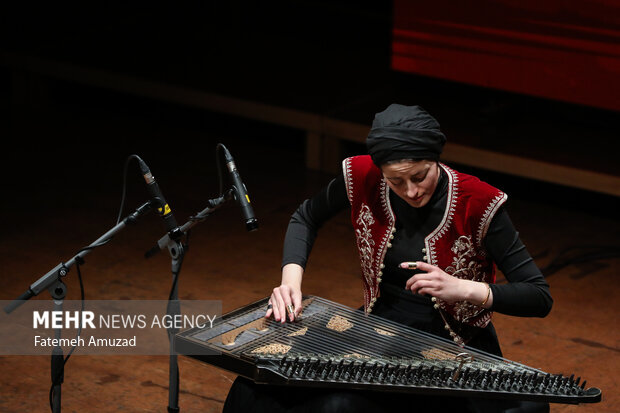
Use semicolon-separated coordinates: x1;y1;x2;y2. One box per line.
452;352;474;381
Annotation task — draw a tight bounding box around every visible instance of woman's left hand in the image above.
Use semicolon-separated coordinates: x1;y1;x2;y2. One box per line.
403;261;469;304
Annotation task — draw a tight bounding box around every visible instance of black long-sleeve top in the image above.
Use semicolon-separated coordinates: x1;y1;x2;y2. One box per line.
282;168;552;318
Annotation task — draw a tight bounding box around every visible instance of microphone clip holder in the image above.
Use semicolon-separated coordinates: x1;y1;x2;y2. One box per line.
145;189;234;258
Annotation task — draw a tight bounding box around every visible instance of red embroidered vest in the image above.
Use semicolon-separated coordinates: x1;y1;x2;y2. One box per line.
343;156;507;341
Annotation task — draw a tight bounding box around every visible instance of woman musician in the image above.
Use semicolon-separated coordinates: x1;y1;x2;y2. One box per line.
224;104;553;413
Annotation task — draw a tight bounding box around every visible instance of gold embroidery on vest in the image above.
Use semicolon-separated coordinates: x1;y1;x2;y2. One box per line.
443;235;485;324
355;204;376;289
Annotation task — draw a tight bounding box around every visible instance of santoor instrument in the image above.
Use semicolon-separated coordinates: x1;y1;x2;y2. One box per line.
175;296;601;404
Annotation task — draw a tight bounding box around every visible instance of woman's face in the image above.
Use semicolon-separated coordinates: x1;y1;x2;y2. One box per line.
380;160;440;208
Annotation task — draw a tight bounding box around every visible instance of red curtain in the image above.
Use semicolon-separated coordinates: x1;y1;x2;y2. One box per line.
392;0;620;111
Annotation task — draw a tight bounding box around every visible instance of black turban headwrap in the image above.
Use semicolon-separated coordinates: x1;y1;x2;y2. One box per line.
366;104;446;166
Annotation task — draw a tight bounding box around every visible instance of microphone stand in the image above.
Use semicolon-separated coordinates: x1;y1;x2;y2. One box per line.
50;279;66;413
145;191;233;413
4;201;154;413
165;238;184;413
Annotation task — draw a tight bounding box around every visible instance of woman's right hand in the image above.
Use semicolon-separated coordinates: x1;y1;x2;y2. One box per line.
265;283;302;323
265;263;304;322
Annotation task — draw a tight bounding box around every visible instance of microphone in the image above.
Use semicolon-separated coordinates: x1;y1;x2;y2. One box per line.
221;146;259;231
136;157;181;238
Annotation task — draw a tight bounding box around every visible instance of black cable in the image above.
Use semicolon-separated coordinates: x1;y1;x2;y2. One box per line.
215;144;227;197
76;239;112;253
184;230;191;252
116;154;143;225
167;259;184;304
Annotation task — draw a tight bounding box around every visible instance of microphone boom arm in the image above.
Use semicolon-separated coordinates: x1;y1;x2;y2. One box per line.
4;201;154;314
145;190;233;258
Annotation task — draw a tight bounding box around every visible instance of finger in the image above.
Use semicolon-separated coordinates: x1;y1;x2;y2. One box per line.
265;294;276;318
405;272;432;290
416;279;439;292
272;288;287;324
399;261;419;270
409;280;422;294
271;290;282;322
292;291;303;317
410;279;434;294
269;293;280;321
265;300;273;318
413;261;437;273
417;287;437;296
405;276;415;290
405;275;421;290
282;291;295;322
407;277;419;293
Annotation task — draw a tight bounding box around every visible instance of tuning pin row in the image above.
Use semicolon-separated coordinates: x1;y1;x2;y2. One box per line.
272;357;589;398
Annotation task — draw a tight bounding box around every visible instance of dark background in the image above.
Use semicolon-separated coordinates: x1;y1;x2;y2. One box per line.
1;1;619;210
2;2;618;220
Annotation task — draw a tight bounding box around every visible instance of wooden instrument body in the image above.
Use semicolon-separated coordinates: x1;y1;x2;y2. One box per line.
175;296;601;404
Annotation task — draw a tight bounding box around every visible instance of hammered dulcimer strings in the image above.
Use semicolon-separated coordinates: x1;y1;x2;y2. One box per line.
224;297;535;375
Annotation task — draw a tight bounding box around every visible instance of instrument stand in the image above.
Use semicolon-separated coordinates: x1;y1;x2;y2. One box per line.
50;280;67;413
165;239;185;413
